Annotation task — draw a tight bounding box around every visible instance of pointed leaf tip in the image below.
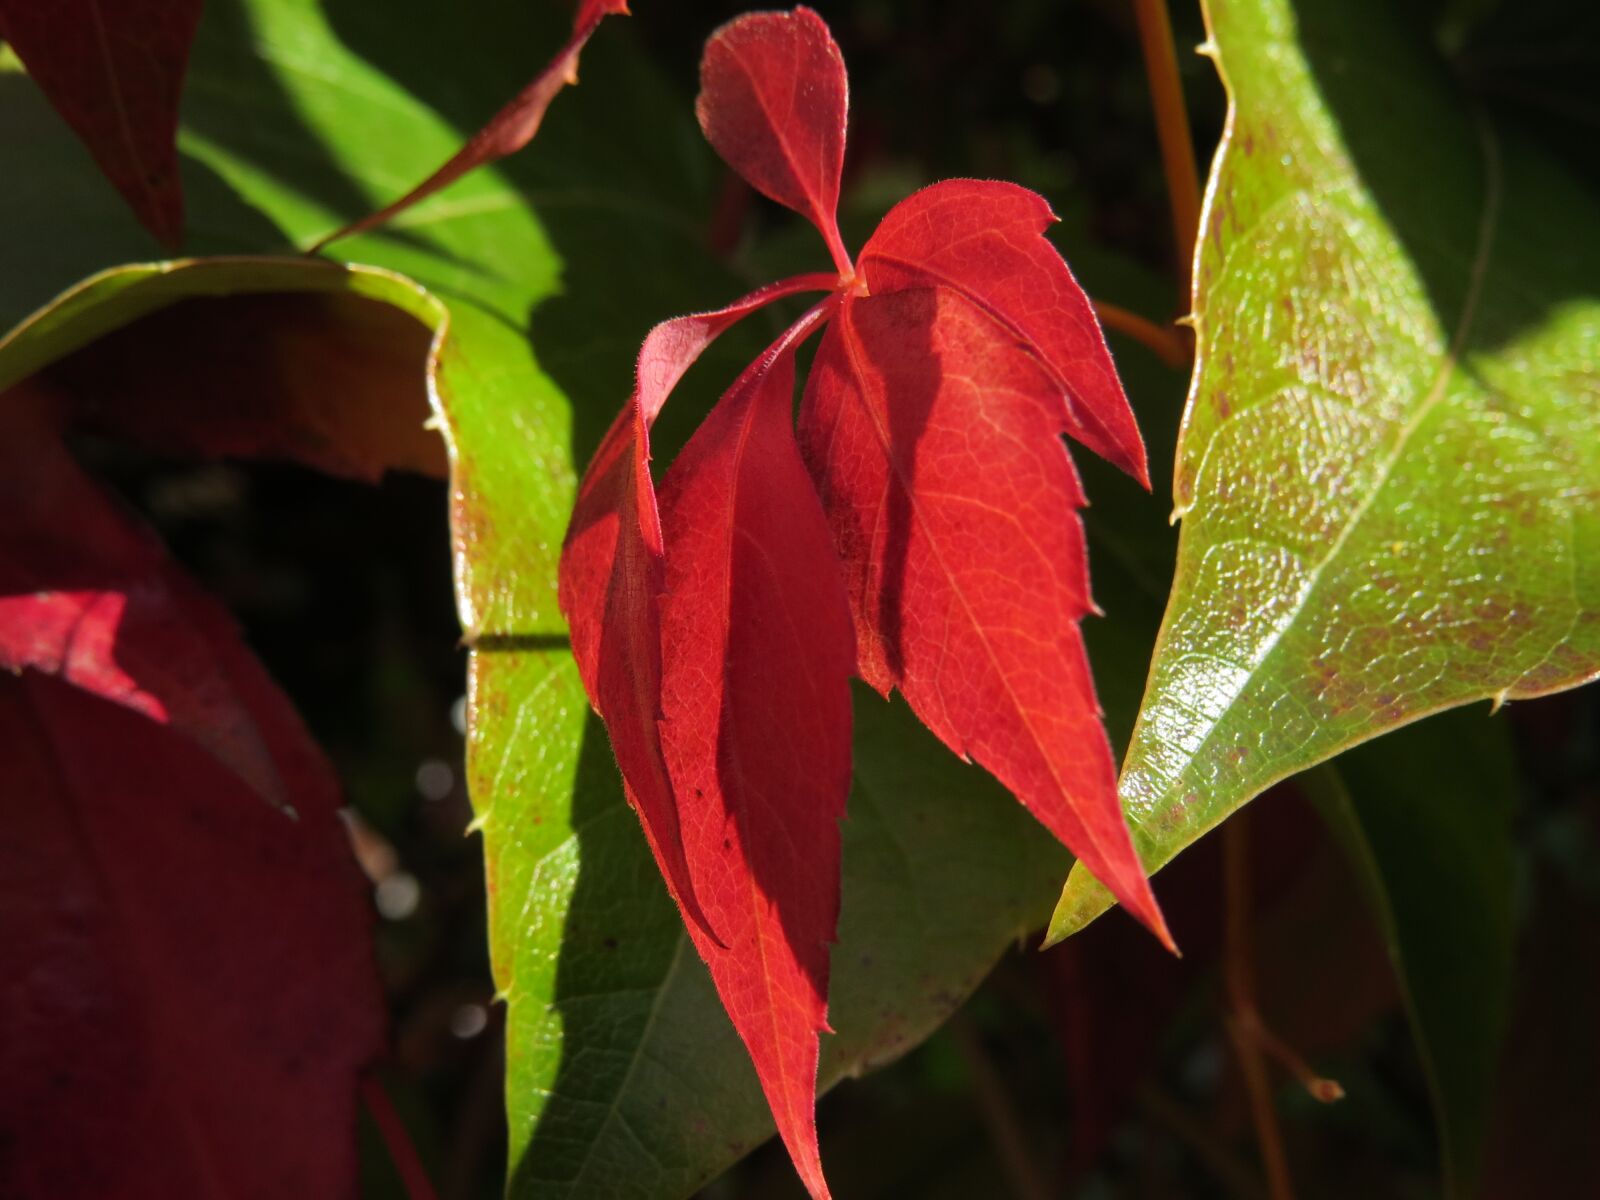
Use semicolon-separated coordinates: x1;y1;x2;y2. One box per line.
309;0;625;252
0;0;203;249
856;180;1148;484
800;214;1156;967
697;6;852;274
560;274;835;947
658;303;851;1200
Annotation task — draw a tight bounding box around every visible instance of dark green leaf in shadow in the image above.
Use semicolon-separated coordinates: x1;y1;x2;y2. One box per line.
1304;707;1518;1197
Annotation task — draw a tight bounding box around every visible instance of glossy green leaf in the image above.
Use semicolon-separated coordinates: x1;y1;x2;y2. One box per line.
1305;707;1517;1196
3;3;1109;1194
1051;0;1599;938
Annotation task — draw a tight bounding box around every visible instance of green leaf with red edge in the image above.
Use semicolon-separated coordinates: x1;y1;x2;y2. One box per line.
1049;0;1600;941
0;0;202;247
0;389;385;1199
556;9;1163;1194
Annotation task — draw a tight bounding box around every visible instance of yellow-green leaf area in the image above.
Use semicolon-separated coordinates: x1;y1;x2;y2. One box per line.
1052;0;1598;938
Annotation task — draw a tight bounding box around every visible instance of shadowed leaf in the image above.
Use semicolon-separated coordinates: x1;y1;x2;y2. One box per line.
0;0;201;247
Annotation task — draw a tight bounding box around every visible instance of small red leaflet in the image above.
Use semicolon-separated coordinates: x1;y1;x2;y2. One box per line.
557;8;1171;1196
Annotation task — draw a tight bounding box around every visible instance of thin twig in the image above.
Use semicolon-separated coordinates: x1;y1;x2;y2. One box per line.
1131;0;1204;305
1092;298;1191;368
1222;818;1297;1200
442;1019;508;1200
1137;1084;1269;1200
1251;1019;1346;1104
362;1073;441;1200
949;1013;1054;1200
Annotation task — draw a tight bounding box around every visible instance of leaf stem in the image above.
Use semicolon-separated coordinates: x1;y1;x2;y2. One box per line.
361;1074;440;1200
949;1012;1053;1200
1137;1084;1269;1200
1091;298;1191;367
1131;0;1203;305
1222;818;1297;1200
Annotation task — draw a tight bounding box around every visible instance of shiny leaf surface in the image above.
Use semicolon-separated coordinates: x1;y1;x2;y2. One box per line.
1051;0;1600;940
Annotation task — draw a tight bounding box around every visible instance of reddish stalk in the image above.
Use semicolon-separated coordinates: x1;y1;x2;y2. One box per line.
950;1013;1053;1200
1222;818;1297;1200
1131;0;1203;306
1091;298;1191;368
361;1073;441;1200
1137;1084;1268;1200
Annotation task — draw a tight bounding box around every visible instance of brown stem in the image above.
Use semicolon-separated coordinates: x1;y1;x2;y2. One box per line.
949;1013;1053;1200
442;1019;507;1200
1091;298;1191;368
1131;0;1203;305
1222;818;1297;1200
1137;1084;1269;1200
1252;1020;1347;1104
362;1074;441;1200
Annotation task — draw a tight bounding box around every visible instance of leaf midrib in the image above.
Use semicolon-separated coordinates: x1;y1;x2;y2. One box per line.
1130;95;1504;814
833;295;1131;883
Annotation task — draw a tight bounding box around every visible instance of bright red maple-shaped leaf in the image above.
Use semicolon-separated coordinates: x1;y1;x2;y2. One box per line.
559;271;837;939
656;303;856;1198
0;394;385;1197
0;0;203;248
558;9;1169;1196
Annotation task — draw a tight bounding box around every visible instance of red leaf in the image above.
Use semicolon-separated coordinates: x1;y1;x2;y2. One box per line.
0;397;384;1196
697;6;853;276
309;0;628;253
0;674;384;1200
561;11;1170;1194
0;0;202;248
856;180;1148;486
656;302;853;1200
0;397;303;807
559;272;835;940
799;282;1169;947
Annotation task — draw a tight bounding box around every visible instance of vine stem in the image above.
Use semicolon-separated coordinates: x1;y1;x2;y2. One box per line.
1091;299;1191;368
362;1074;441;1200
949;1013;1053;1200
1131;0;1203;306
1222;818;1297;1200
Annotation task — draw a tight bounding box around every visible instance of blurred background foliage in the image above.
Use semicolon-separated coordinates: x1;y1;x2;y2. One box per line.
66;0;1600;1196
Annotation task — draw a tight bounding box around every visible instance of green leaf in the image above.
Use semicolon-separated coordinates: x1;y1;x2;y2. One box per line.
1050;0;1599;935
1304;707;1518;1196
481;673;1068;1198
3;3;1112;1194
0;257;443;397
